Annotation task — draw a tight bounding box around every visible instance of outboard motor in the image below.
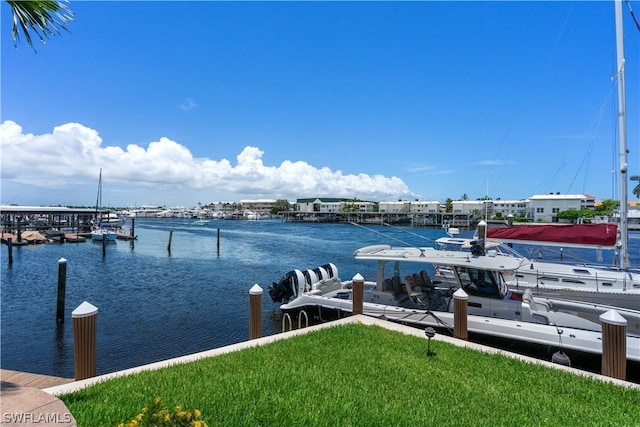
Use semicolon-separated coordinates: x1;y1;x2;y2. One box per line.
268;270;299;303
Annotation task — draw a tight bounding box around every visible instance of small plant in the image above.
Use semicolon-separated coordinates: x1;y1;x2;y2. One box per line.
116;397;208;427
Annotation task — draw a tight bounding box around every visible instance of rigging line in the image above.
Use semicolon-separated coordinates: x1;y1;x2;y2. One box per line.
488;3;576;196
381;221;441;245
349;222;426;248
625;0;640;31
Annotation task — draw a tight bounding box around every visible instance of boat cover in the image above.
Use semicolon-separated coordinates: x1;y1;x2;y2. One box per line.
486;223;618;248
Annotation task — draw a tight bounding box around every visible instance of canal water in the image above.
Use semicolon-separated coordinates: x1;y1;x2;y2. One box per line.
1;219;450;377
2;219;639;378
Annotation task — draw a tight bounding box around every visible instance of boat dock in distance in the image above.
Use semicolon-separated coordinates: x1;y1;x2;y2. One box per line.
0;205;135;244
281;211;476;228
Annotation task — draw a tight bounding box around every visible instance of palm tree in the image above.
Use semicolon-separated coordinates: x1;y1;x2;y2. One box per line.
7;0;74;49
631;176;640;199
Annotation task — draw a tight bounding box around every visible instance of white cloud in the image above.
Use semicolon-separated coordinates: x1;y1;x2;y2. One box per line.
0;120;416;205
178;98;197;110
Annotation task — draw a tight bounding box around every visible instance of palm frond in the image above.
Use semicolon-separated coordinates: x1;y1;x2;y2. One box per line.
7;0;74;49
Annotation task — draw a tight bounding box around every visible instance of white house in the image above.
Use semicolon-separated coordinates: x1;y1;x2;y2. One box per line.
451;200;494;217
409;201;442;214
492;199;529;219
528;193;595;222
378;201;411;214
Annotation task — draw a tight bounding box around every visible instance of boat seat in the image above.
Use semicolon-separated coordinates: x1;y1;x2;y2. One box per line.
405;275;422;303
419;270;435;291
392;276;403;295
522;289;539;311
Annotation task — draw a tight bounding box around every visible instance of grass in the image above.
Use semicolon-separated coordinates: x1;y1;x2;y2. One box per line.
60;323;640;426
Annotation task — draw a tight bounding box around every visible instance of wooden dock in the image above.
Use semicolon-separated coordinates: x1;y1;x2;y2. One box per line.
0;369;73;389
0;233;28;246
1;370;76;426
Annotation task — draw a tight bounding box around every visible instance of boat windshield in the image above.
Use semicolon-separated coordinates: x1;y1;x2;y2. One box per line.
455;266;507;299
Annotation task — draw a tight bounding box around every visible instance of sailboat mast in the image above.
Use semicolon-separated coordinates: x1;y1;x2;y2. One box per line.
95;168;102;221
615;0;629;271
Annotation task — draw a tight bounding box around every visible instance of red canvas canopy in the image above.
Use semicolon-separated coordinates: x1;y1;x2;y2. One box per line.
486;223;618;248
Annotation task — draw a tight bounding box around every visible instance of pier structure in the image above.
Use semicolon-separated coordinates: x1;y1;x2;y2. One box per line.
0;205;99;241
281;211;476;228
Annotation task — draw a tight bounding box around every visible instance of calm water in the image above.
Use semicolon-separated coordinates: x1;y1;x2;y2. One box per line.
0;219;451;377
2;219;639;378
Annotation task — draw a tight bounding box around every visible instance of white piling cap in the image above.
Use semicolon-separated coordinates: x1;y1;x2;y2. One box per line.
249;284;263;295
72;301;98;318
599;309;627;326
58;257;67;264
453;288;468;300
352;273;364;281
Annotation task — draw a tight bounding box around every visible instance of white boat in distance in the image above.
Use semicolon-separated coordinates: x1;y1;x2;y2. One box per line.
91;168;118;242
90;226;117;242
268;244;640;364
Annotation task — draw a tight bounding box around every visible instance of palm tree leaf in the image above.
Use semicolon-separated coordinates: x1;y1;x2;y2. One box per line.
7;0;74;49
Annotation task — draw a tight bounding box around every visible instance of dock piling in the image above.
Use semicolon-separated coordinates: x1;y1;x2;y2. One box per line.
167;230;173;255
453;288;468;340
72;301;98;380
56;258;67;323
7;237;13;265
352;273;364;315
249;284;263;340
600;310;627;380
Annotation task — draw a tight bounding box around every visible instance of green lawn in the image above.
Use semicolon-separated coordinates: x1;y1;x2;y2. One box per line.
60;323;640;426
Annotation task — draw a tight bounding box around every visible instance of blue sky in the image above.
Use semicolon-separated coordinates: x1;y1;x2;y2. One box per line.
1;1;639;208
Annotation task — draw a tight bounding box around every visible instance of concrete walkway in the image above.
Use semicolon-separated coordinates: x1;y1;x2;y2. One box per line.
1;370;75;427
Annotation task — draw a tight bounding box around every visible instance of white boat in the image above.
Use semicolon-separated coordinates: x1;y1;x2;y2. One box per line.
97;211;124;228
462;3;640;310
90;226;117;242
268;244;640;363
473;224;640;310
193;217;210;226
91;168;118;242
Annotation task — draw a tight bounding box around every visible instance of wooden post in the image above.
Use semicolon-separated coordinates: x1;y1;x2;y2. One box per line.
16;217;22;243
352;273;364;315
249;284;263;340
600;309;627;380
130;217;135;238
56;258;67;323
453;288;468;340
217;228;220;255
7;238;13;265
476;220;486;248
72;301;98;380
102;235;106;257
167;230;173;255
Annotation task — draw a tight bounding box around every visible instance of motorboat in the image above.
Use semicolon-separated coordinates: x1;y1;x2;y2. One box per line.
467;0;640;310
268;244;640;363
90;226;117;242
435;225;640;311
